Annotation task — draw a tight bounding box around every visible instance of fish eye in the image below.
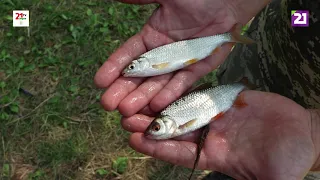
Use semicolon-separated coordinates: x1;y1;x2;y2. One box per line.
152;123;161;131
128;64;135;70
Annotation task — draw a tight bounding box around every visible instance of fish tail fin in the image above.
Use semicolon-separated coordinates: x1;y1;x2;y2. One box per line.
230;23;255;44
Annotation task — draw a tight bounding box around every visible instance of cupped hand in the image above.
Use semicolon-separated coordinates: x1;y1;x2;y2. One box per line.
122;90;318;180
94;0;268;117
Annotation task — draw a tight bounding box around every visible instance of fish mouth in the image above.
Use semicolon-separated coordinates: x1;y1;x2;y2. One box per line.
121;69;130;77
144;124;155;139
121;69;135;77
144;131;154;139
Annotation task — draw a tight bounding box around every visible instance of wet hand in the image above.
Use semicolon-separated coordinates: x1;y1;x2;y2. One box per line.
123;90;319;180
94;0;265;117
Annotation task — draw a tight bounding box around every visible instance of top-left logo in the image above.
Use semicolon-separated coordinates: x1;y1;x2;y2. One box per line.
13;10;29;27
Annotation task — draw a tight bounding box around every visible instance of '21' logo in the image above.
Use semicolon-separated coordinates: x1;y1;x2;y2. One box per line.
12;10;29;27
291;10;309;27
15;13;27;20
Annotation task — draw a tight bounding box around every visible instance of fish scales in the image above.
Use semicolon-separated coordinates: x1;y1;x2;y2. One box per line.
145;83;247;140
161;83;245;132
121;31;256;77
142;33;232;62
122;27;255;78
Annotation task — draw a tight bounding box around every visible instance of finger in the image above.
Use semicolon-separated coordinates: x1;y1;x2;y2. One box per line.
121;114;201;142
94;33;146;88
121;114;153;132
118;73;173;117
97;25;174;111
137;105;157;116
173;129;202;142
100;77;145;111
190;15;236;38
129;133;209;169
150;42;234;112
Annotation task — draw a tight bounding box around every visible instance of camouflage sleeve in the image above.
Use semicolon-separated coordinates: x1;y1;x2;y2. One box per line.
216;0;320;109
205;0;320;179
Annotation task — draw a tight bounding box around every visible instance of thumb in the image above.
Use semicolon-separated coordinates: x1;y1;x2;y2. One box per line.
116;0;158;4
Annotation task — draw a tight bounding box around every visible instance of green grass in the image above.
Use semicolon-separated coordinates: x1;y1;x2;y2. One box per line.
0;0;218;179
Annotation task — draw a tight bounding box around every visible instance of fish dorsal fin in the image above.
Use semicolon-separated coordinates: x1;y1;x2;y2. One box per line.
188;124;210;180
181;82;214;97
190;82;214;92
153;114;167;119
237;77;259;90
230;23;255;44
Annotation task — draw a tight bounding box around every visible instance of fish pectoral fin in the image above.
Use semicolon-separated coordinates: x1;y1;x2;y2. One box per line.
210;112;225;122
183;58;198;66
178;119;197;129
232;93;248;108
152;62;169;69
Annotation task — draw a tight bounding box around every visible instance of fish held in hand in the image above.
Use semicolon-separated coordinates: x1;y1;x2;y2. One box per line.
122;25;254;77
144;79;253;140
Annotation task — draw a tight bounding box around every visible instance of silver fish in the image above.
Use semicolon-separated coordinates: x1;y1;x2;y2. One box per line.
144;80;250;140
122;27;254;77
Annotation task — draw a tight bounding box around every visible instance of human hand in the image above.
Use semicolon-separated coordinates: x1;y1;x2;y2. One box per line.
122;90;320;180
94;0;270;117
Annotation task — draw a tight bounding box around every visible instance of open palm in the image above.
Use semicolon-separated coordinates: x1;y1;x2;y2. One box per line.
94;0;265;117
122;90;316;180
94;0;318;179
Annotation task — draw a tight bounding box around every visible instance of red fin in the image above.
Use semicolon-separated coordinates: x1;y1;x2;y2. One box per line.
232;94;248;108
238;77;259;90
211;47;221;55
211;112;224;122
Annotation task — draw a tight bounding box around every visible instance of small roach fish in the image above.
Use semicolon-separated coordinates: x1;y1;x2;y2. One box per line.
144;78;252;140
122;26;254;77
144;78;255;180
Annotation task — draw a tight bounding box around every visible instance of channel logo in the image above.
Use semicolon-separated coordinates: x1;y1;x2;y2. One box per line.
291;10;309;27
13;10;29;27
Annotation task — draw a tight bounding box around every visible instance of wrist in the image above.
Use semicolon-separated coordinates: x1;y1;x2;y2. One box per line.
226;0;271;24
309;109;320;171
